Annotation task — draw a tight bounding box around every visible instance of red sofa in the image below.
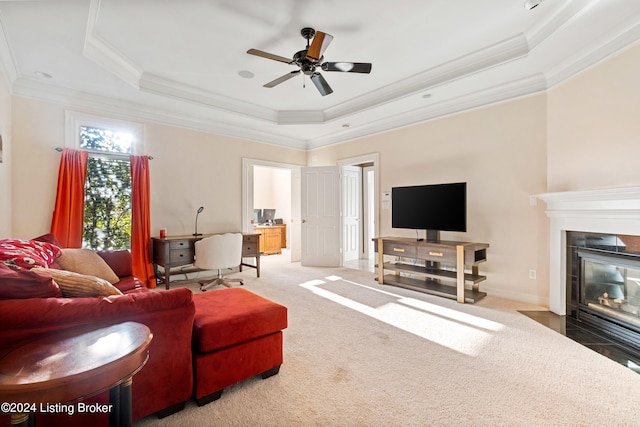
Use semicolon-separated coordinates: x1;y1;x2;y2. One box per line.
0;243;196;427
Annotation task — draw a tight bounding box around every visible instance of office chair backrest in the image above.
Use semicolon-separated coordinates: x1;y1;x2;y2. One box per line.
194;233;243;270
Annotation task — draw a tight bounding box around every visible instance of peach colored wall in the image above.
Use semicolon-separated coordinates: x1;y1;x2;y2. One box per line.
309;95;550;305
0;77;11;236
10;97;306;239
547;43;640;192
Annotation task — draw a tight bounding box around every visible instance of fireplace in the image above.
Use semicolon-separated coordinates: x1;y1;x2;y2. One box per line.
566;232;640;351
538;186;640;351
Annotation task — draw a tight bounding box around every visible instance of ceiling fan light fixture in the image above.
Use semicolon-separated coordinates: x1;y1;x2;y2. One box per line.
524;0;542;10
333;62;354;72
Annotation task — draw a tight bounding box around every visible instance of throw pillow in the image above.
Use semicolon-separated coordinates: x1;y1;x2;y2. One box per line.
32;267;123;298
56;248;120;284
0;262;63;299
0;239;62;269
32;233;62;248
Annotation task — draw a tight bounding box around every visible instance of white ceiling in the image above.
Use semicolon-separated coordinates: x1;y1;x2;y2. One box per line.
0;0;639;150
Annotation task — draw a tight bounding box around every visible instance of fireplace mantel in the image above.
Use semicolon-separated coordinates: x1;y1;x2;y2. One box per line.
537;186;640;315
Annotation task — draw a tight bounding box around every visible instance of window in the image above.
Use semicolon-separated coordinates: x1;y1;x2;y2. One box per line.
66;112;144;250
81;126;133;250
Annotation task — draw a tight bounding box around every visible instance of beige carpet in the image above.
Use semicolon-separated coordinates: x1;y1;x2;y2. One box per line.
136;254;640;426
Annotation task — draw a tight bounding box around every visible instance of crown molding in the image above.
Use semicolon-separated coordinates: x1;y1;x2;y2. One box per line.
139;72;276;122
526;0;597;50
305;73;548;150
546;23;640;89
11;77;305;150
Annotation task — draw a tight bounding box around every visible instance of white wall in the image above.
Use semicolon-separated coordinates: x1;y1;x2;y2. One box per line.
9;97;307;239
309;95;550;305
0;76;10;236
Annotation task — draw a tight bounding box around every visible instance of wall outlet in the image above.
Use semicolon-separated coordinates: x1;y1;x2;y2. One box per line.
529;269;537;280
529;196;537;206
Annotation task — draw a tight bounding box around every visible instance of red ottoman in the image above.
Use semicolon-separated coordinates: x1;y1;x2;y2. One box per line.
192;288;288;405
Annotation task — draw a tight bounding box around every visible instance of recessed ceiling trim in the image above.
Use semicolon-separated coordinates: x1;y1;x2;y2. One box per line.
323;34;531;122
139;72;276;123
546;23;640;89
526;0;595;50
84;0;142;89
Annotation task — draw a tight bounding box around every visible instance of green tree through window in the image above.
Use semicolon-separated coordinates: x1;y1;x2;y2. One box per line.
80;126;133;250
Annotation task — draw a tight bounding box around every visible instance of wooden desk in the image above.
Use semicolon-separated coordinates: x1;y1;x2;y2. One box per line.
0;322;152;427
152;233;261;290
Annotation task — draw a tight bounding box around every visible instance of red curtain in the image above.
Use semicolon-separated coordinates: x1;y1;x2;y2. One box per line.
50;148;89;248
130;155;155;288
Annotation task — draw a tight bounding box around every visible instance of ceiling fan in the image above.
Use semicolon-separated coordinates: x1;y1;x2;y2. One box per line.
247;27;372;96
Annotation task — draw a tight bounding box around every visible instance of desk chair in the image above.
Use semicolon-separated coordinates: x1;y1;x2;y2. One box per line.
194;233;244;291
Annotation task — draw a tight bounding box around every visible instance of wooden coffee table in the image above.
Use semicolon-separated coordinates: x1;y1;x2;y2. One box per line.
0;321;152;427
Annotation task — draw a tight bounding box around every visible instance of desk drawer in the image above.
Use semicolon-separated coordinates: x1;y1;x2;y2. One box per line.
170;249;194;264
416;245;456;263
170;239;193;250
242;243;260;257
382;241;416;258
243;234;259;244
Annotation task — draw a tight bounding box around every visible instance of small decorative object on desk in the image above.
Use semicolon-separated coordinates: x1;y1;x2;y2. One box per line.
160;228;167;238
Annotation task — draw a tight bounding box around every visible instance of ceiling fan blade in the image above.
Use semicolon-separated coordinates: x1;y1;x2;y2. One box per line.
310;73;333;96
306;31;333;62
247;48;292;64
264;70;300;88
321;62;372;74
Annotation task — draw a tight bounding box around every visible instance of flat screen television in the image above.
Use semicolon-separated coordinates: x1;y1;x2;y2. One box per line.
392;182;466;241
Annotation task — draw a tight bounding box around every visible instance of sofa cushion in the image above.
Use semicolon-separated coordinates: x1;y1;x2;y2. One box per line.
32;233;62;248
0;262;62;299
32;267;123;297
115;276;150;294
97;250;133;278
0;239;62;269
192;288;288;353
56;248;120;284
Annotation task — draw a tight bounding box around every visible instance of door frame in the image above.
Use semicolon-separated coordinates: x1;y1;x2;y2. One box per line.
337;153;380;261
242;158;302;262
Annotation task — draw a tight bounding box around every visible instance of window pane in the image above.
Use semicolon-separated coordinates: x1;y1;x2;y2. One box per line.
83;156;132;250
80;126;132;153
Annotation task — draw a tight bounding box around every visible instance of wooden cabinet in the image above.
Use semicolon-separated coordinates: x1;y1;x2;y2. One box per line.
254;225;283;255
374;237;489;303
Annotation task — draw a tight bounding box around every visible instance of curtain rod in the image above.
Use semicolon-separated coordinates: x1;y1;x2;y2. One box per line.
55;147;153;160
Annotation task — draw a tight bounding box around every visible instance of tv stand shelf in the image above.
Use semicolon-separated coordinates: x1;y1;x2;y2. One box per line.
374;237;489;303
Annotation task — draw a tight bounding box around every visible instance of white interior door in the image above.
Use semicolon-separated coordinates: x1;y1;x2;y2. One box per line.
301;166;341;267
342;166;361;262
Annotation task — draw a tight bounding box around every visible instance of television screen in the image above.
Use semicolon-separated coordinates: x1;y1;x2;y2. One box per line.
392;182;466;233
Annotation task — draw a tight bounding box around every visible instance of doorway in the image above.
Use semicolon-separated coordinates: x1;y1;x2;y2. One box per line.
241;158;302;263
338;153;379;270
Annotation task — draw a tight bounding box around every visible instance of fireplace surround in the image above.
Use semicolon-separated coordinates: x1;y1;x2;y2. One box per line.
538;186;640;351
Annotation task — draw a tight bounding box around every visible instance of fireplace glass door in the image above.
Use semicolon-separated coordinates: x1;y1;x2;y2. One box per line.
581;255;640;328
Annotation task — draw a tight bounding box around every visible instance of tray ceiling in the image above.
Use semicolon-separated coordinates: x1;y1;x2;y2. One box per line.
0;0;639;150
